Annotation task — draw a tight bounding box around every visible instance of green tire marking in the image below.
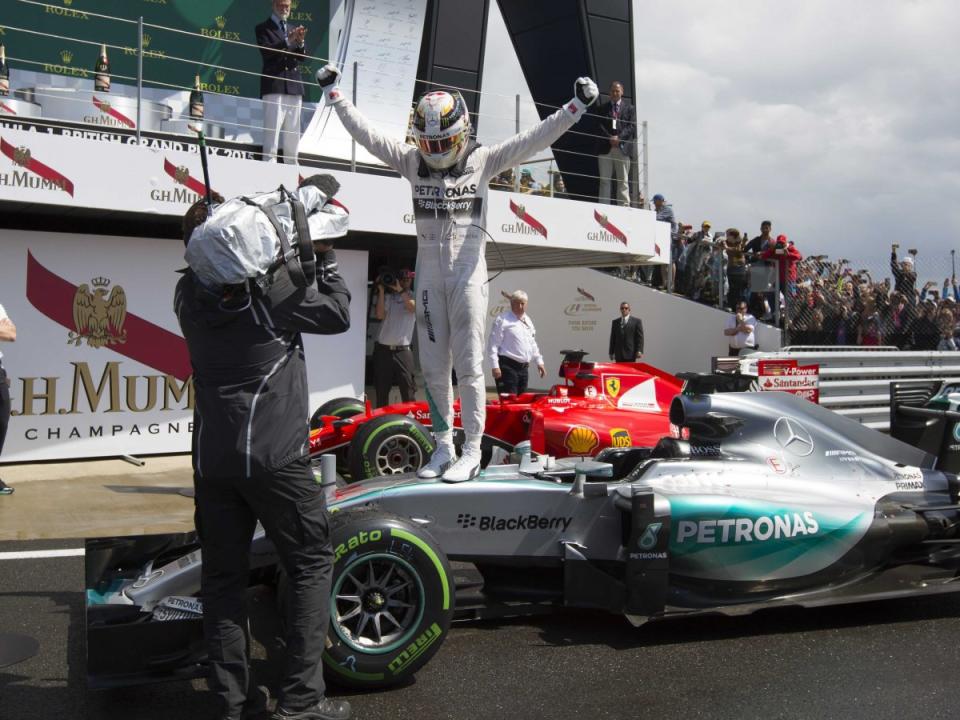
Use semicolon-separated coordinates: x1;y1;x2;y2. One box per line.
362;419;427;457
391;527;450;610
321;653;384;681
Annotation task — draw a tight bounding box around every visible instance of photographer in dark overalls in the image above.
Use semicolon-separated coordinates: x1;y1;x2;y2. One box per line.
176;188;352;720
372;268;416;407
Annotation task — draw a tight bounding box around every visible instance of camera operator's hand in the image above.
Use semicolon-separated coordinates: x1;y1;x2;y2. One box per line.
316;248;338;280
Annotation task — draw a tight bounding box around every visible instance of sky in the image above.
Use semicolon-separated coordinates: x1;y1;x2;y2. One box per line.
633;0;960;276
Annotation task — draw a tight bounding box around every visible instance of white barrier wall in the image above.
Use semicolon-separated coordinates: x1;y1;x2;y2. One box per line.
484;268;781;384
0;230;367;463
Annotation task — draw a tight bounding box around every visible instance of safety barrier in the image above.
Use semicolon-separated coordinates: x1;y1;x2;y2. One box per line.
715;346;960;432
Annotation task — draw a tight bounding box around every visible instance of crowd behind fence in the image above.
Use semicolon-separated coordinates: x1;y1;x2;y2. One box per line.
607;221;959;352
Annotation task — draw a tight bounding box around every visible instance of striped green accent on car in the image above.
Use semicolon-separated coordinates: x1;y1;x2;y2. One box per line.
391;528;450;610
667;496;871;579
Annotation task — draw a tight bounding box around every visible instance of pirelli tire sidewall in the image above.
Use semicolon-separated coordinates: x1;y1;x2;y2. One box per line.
348;414;436;480
323;510;454;689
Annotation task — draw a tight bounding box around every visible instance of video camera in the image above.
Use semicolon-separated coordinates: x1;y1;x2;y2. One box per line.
185;175;348;296
376;266;413;292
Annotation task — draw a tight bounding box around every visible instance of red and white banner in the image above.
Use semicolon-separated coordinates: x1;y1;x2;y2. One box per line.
0;126;666;266
0;230;367;463
757;359;820;403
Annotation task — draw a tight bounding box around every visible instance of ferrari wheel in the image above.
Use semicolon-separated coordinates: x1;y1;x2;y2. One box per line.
347;415;435;480
323;510;453;689
310;396;365;430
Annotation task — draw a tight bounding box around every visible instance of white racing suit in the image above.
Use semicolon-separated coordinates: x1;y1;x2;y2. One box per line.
329;91;586;459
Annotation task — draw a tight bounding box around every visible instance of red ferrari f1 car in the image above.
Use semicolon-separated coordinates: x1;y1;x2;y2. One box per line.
308;351;684;480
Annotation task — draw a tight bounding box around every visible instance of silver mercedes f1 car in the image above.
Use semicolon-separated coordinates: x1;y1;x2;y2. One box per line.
85;389;960;690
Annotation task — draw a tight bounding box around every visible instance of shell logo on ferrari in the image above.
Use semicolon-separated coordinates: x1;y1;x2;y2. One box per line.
564;426;598;454
609;428;631;448
605;377;621;397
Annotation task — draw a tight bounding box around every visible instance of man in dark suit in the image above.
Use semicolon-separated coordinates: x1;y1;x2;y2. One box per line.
256;0;307;164
595;81;636;206
609;301;644;362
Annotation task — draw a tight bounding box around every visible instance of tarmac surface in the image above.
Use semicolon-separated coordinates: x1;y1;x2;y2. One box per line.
4;455;960;719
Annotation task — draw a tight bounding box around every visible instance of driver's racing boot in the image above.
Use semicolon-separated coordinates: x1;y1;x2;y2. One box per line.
417;440;455;479
443;439;482;483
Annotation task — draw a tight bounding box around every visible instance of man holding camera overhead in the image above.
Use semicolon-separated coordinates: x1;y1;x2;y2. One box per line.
176;185;352;720
373;268;417;407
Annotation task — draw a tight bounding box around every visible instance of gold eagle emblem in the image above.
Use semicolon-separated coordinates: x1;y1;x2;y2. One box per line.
13;146;31;167
174;165;190;184
69;278;127;348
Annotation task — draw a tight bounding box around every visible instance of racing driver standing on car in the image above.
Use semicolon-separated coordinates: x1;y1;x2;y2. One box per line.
176;195;352;720
315;64;598;482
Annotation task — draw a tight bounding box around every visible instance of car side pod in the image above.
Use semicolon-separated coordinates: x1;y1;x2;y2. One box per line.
623;486;669;626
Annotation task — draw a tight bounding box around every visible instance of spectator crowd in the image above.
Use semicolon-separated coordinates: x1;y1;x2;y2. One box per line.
610;211;959;351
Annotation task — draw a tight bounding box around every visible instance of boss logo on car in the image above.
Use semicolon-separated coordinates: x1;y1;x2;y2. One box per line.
456;513;572;532
690;444;721;457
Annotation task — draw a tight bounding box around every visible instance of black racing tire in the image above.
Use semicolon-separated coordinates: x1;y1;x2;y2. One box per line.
310;396;365;430
323;510;454;689
347;414;435;480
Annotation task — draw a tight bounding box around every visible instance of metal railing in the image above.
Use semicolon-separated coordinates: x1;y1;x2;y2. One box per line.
0;1;652;207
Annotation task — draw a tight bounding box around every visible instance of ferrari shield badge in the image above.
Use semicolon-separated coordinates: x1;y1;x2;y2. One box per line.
605;377;621;397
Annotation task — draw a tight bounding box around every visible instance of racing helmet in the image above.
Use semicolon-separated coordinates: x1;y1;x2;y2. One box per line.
412;89;471;170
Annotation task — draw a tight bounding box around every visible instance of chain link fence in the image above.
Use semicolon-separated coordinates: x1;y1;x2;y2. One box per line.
608;237;959;351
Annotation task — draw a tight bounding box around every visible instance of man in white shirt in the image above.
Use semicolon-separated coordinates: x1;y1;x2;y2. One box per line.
0;302;16;495
723;300;757;356
487;290;545;395
373;269;416;407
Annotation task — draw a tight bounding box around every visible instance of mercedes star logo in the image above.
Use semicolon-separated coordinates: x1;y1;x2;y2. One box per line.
773;417;814;456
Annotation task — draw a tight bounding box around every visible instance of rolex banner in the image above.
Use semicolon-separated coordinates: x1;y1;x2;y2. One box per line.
0;230;367;463
1;0;329;124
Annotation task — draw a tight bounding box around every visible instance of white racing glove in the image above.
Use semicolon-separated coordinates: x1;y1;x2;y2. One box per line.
566;76;598;117
316;63;344;103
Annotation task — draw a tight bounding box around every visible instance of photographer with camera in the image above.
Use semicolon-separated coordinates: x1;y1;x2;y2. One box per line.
373;268;416;407
176;183;352;720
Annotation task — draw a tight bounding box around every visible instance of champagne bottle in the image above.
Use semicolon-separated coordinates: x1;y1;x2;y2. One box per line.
94;43;110;93
0;45;9;97
189;73;204;120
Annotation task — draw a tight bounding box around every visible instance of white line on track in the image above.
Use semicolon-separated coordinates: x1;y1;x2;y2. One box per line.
0;548;85;560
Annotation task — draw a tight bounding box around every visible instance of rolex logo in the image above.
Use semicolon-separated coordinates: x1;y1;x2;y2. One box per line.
215;69;225;83
13;146;31;167
174;166;190;184
63;0;74;5
290;0;300;8
142;33;151;48
215;15;226;29
60;49;73;64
